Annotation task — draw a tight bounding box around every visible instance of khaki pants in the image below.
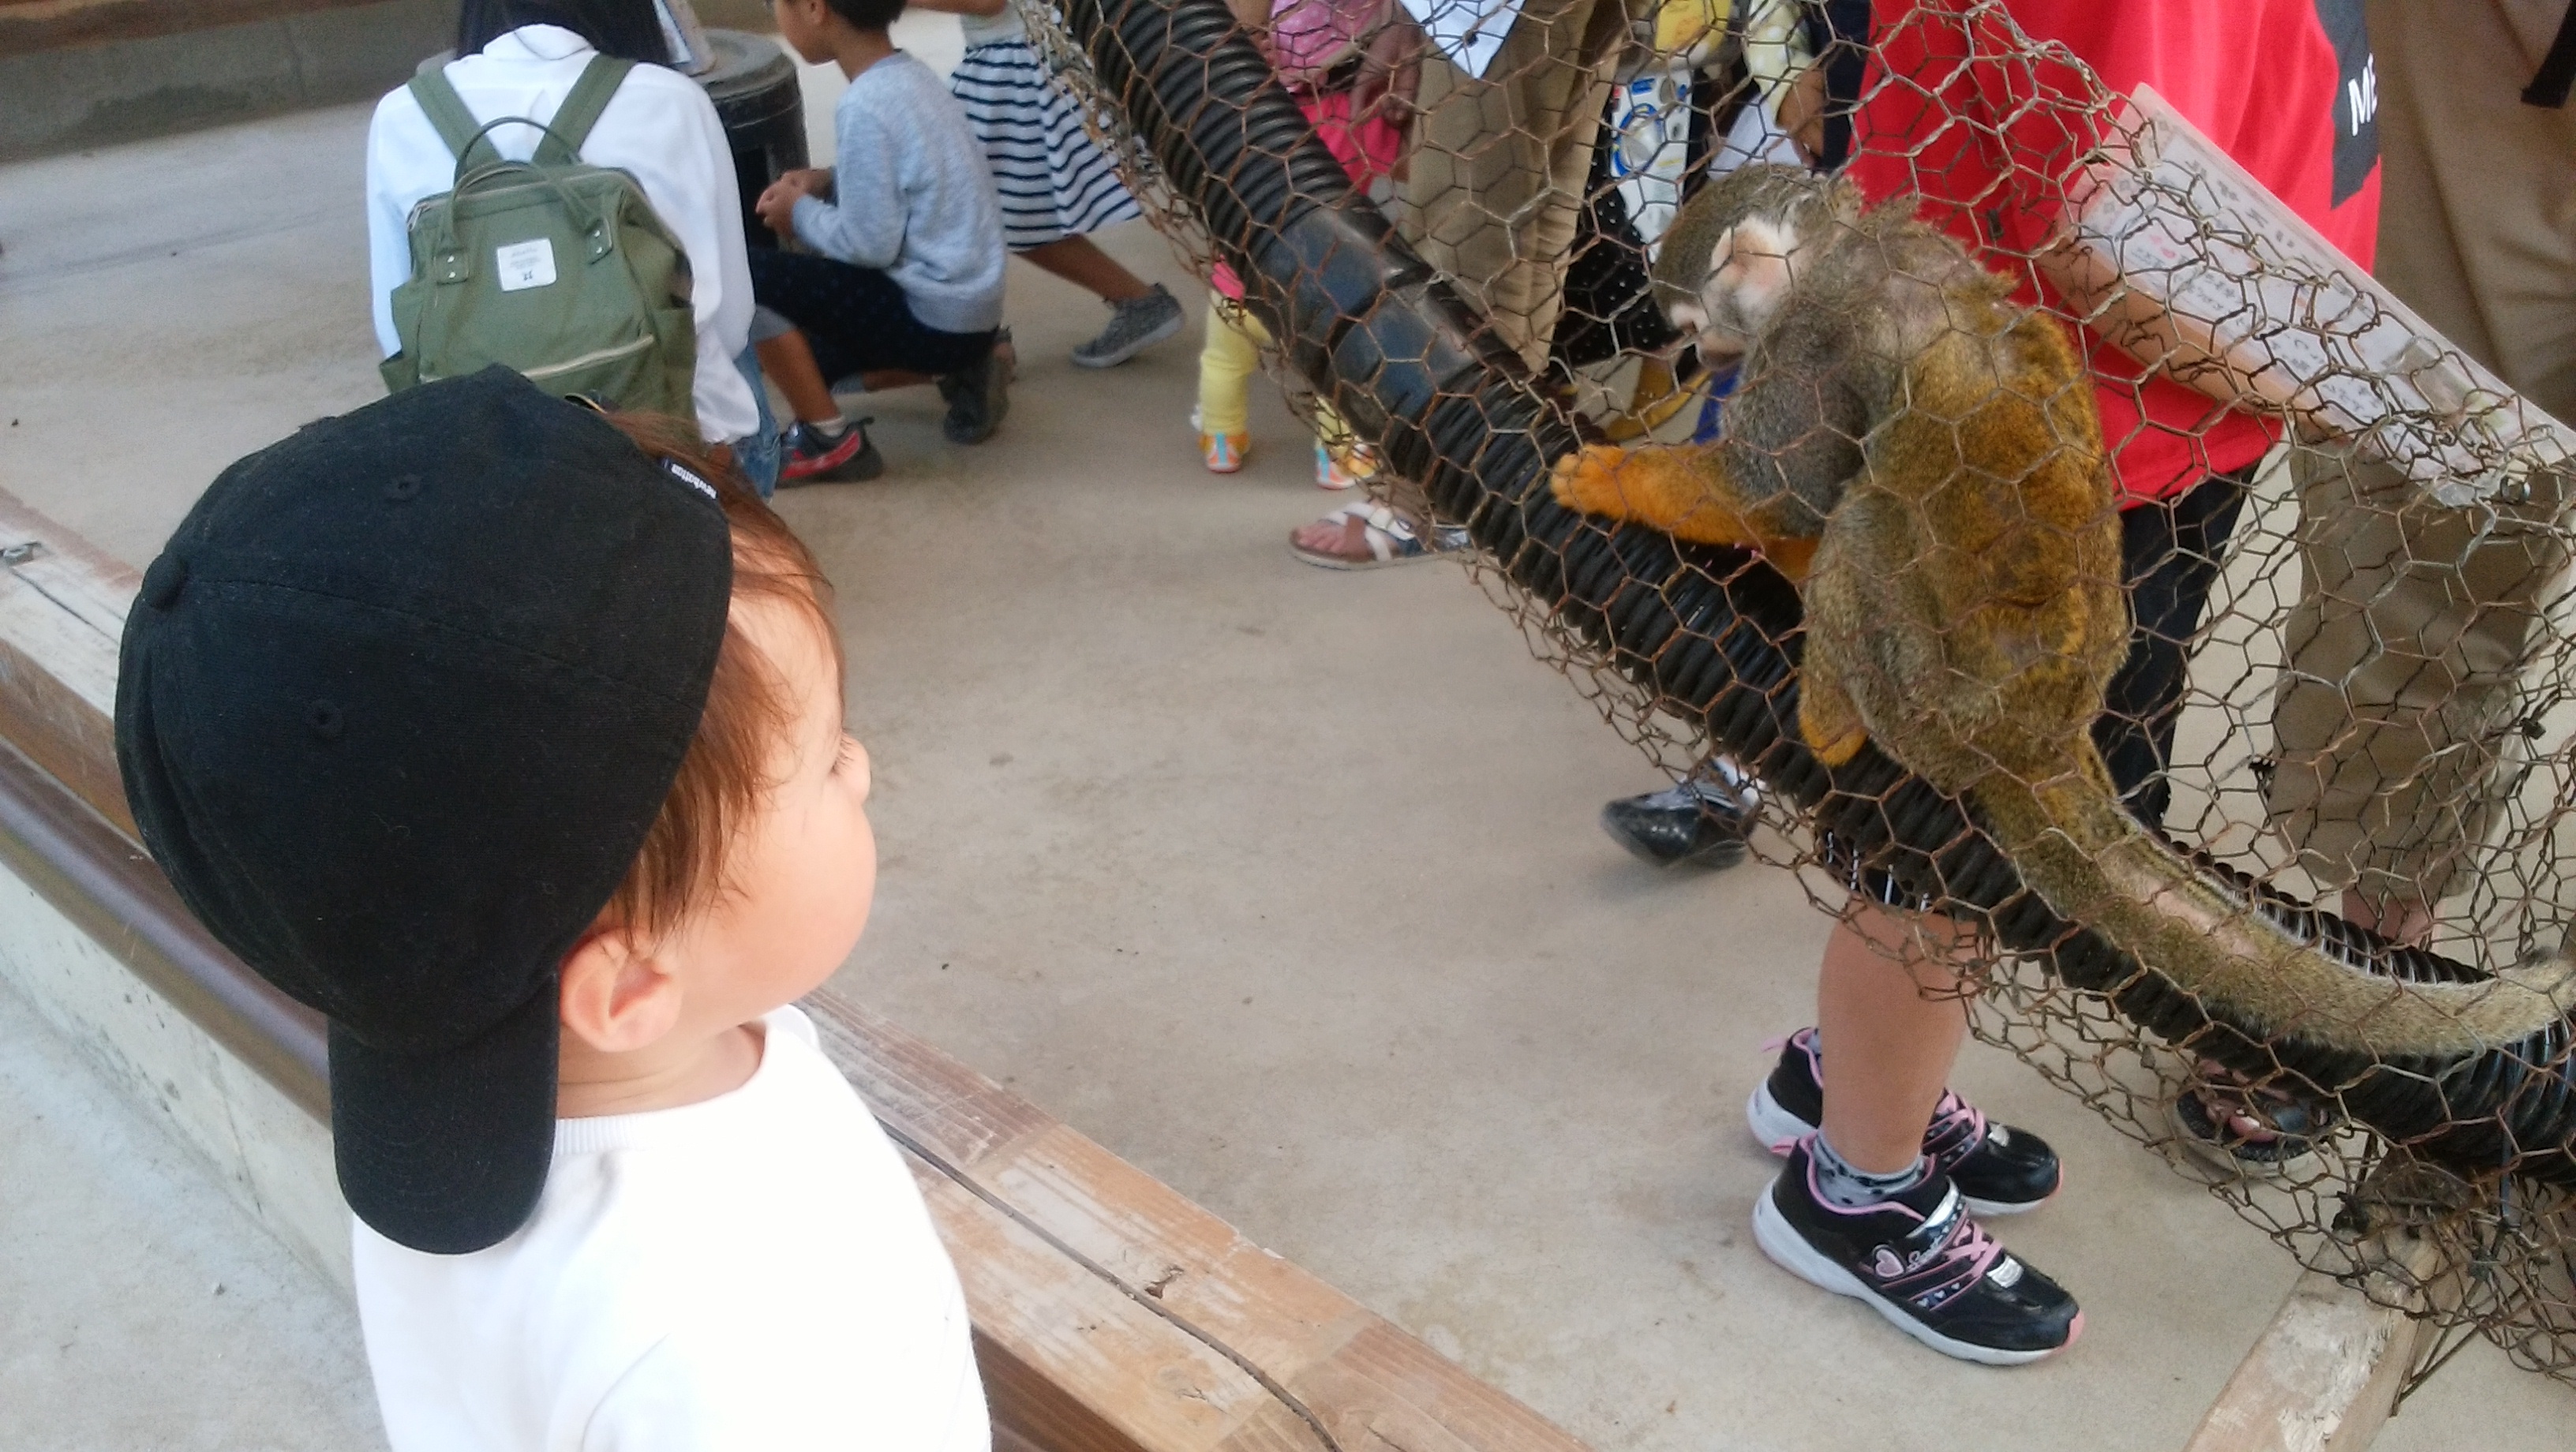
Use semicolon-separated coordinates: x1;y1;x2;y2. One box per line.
2263;0;2576;906
1400;0;1637;372
2267;453;2566;904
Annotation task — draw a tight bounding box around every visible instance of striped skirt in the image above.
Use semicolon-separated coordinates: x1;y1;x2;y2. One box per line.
950;38;1144;251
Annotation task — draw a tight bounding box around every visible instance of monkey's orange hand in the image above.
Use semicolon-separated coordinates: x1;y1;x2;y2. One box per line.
1548;444;1638;521
1548;443;1822;583
1551;444;1743;537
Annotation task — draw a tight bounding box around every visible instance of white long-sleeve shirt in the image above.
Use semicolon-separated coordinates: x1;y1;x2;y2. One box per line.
353;1008;991;1452
365;25;760;444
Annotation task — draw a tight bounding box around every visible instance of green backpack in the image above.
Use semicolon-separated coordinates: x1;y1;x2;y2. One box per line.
381;57;700;428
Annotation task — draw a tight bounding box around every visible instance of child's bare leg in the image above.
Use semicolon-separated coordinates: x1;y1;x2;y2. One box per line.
1817;900;1972;1173
755;331;841;426
1771;896;2080;1363
1019;237;1151;304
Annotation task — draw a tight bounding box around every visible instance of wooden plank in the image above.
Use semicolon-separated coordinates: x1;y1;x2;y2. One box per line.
993;1123;1372;1371
915;1169;1287;1452
0;490;135;836
0;481;1601;1452
0;0;384;57
2183;1237;2443;1452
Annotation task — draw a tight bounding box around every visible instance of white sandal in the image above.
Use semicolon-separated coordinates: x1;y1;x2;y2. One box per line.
1287;501;1470;571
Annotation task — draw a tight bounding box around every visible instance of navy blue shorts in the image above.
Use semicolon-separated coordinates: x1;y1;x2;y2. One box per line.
748;250;995;385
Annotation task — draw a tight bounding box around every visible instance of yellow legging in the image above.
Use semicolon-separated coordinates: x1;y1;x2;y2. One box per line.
1196;290;1354;452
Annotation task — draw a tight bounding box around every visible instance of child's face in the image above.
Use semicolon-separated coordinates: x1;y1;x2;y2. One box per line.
668;591;877;1028
771;0;835;65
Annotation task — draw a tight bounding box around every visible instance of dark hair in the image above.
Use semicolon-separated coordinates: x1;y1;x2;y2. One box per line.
822;0;907;34
455;0;673;65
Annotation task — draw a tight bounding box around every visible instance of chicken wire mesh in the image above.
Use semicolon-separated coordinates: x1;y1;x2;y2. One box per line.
1020;0;2576;1394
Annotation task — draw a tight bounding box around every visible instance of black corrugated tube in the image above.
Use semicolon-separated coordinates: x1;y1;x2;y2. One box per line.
1056;0;2576;1181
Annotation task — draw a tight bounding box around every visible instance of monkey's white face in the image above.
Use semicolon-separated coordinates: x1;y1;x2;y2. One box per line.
1673;214;1801;362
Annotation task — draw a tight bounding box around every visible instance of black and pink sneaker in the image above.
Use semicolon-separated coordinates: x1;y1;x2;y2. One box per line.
1755;1138;2082;1365
1747;1027;2061;1214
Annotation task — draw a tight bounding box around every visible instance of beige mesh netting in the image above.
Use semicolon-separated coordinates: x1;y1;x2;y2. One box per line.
1020;0;2576;1395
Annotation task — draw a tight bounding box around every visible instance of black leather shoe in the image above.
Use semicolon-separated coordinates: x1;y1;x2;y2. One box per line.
1599;759;1757;870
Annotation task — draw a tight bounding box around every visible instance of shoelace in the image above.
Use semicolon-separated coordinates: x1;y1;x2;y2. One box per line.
1773;1031;1993;1173
1921;1090;1993;1169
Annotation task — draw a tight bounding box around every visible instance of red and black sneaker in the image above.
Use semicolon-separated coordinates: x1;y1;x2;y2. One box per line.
777;419;882;486
1756;1137;2082;1366
1747;1027;2062;1214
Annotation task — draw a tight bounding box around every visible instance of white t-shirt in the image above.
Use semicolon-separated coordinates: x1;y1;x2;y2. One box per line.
958;6;1028;47
352;1007;990;1452
364;24;762;445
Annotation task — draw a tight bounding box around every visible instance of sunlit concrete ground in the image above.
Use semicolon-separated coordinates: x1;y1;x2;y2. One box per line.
2;21;2570;1450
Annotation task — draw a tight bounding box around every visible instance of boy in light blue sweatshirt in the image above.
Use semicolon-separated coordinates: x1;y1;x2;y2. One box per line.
753;0;1009;484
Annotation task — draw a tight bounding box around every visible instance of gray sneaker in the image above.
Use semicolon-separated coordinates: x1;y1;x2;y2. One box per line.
1071;283;1185;368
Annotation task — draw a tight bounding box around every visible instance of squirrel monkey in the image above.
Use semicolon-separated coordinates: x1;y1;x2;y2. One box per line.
1551;165;2572;1058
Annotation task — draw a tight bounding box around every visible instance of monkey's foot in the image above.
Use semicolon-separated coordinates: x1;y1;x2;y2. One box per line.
1799;698;1870;767
1548;445;1634;520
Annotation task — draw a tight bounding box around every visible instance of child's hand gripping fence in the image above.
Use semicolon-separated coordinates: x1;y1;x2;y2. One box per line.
1029;0;2576;1394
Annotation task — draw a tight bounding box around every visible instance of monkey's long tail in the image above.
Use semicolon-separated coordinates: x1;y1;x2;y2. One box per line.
1975;769;2576;1060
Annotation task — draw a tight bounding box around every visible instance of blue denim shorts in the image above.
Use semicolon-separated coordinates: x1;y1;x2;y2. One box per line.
728;344;781;499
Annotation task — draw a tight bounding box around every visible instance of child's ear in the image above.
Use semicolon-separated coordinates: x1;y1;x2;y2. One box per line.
559;929;687;1054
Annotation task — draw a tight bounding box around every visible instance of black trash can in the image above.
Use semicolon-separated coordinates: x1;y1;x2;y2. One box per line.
699;29;806;248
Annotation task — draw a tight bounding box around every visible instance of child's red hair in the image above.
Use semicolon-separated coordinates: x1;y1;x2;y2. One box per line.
597;412;842;941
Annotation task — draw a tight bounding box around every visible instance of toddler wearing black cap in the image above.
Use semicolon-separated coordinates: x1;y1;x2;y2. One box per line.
116;369;988;1450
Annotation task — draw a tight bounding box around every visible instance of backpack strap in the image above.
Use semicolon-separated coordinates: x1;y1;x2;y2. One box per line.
406;54;633;170
534;56;636;165
406;68;494;168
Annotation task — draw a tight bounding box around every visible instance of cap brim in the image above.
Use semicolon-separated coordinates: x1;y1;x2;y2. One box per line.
328;985;559;1255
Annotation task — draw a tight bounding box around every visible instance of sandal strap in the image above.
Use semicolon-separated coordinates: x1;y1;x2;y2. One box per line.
1317;501;1423;561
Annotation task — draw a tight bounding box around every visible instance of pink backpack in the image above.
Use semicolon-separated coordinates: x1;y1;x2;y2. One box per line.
1214;0;1401;300
1267;0;1382;91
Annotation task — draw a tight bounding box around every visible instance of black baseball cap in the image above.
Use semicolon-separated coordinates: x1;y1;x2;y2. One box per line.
114;369;734;1255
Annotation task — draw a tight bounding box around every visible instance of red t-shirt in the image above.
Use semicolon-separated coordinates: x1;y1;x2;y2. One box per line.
1847;0;2382;503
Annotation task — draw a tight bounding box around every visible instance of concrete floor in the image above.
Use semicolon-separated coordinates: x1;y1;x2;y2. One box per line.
3;25;2572;1450
0;982;382;1450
